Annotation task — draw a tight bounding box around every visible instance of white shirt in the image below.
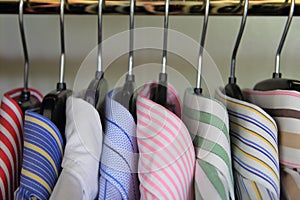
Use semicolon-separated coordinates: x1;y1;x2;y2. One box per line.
50;96;103;200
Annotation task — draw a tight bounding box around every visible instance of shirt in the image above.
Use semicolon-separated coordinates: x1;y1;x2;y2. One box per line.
182;88;235;200
216;87;280;200
14;110;64;200
98;88;139;200
244;89;300;199
136;82;195;200
0;88;43;200
244;89;300;168
50;96;103;200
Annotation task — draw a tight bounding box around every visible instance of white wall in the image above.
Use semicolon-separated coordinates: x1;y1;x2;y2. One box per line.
1;15;300;99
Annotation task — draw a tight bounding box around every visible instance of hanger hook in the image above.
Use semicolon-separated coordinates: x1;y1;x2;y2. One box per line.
152;0;169;107
229;0;249;84
274;0;295;78
128;0;135;76
59;0;65;84
195;0;210;95
97;0;103;72
19;0;29;92
161;0;170;74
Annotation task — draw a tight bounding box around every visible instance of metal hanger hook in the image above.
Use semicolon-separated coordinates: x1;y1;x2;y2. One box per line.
274;0;295;77
128;0;135;76
161;0;170;74
229;0;249;83
97;0;103;72
195;0;210;94
153;0;170;107
19;0;29;92
59;0;65;84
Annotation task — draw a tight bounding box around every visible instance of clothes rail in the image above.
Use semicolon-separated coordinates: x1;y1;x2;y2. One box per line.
0;0;300;16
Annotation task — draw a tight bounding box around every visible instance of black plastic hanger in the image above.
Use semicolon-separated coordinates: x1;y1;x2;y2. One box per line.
254;0;300;91
84;0;107;109
17;0;41;114
114;0;135;111
194;0;210;95
40;0;72;140
225;0;249;100
151;0;170;108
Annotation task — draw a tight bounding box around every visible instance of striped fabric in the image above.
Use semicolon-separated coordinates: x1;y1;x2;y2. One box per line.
216;87;280;200
0;88;43;200
136;83;195;200
244;89;300;199
244;89;300;168
281;167;300;199
182;88;235;200
14;110;64;200
99;88;139;200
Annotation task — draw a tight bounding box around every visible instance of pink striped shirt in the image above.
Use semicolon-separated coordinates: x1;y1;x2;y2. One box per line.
136;83;195;200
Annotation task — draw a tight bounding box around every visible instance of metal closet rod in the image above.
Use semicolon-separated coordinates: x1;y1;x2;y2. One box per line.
1;0;300;16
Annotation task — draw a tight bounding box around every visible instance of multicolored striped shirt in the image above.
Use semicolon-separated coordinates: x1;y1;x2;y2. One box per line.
14;110;64;200
216;87;280;200
182;88;235;200
244;89;300;199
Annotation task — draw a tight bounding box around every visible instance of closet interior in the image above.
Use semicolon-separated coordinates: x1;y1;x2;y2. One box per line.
1;0;300;199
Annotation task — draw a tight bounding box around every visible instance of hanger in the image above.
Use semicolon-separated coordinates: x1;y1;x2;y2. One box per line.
225;0;249;100
84;0;106;108
151;0;170;108
194;0;210;95
254;0;300;91
114;0;135;111
17;0;41;114
40;0;72;140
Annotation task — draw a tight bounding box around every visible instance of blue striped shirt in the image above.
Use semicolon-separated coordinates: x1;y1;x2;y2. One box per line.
14;111;64;200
